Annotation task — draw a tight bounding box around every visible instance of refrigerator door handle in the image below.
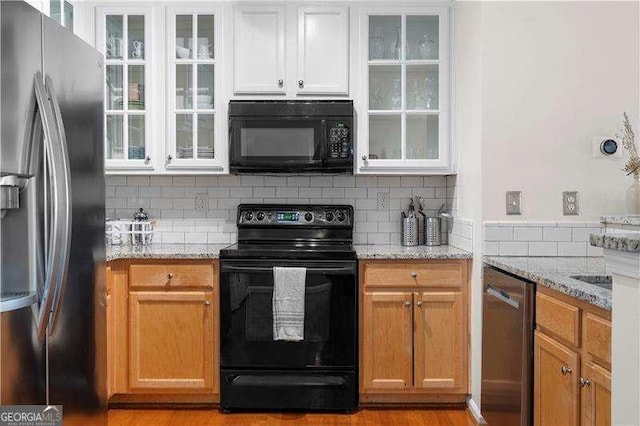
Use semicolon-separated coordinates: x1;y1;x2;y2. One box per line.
486;284;520;309
33;72;66;340
43;74;72;337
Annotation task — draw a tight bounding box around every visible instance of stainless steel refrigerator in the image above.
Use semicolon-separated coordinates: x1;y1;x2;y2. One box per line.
0;1;106;424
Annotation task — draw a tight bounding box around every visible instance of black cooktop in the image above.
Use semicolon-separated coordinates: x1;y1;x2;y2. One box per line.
220;241;356;260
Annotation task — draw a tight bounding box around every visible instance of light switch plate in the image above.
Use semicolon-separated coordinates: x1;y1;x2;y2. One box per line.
506;191;522;215
563;191;579;215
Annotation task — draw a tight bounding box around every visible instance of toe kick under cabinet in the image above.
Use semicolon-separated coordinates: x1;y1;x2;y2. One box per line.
106;259;219;404
359;259;470;404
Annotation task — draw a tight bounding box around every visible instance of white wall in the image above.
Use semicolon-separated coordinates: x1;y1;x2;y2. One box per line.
481;1;640;221
453;0;483;418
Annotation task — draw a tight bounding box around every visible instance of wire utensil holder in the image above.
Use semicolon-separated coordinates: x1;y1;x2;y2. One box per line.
106;219;154;245
401;212;419;246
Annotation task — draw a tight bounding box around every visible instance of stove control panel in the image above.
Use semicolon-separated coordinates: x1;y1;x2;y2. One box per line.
238;205;352;227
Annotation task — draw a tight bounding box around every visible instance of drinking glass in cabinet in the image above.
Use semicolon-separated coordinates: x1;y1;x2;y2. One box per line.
197;15;214;59
369;65;401;110
407;115;438;159
197;115;215;159
369;16;401;60
406;15;439;60
127;15;144;60
369;115;401;159
106;15;123;59
128;115;146;160
406;64;438;110
176;15;193;59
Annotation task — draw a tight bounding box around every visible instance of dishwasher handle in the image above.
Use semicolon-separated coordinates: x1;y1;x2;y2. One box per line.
486;285;520;309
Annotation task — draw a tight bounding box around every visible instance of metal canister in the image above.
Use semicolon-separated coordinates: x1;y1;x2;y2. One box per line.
401;212;419;246
424;217;441;246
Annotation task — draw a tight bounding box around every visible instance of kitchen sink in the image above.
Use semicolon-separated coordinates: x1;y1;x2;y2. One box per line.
570;275;612;290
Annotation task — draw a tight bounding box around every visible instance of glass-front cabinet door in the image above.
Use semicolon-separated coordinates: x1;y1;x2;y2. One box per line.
96;7;153;172
358;8;450;174
166;6;223;172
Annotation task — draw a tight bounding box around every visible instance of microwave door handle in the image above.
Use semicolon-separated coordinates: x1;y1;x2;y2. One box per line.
319;119;327;163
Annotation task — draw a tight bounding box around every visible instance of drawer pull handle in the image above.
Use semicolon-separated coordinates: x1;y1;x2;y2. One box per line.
167;273;174;279
204;301;210;306
580;378;591;387
404;301;411;307
561;366;572;375
417;301;423;308
411;272;418;278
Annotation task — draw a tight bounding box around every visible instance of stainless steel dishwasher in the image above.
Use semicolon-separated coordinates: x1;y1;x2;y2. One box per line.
481;265;535;426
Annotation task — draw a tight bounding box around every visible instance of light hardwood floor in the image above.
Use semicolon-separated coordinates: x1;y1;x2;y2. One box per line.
108;408;477;425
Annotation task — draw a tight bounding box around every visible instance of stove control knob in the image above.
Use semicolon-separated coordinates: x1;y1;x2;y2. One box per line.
244;211;254;221
304;212;314;222
336;211;346;222
256;211;266;221
325;212;334;222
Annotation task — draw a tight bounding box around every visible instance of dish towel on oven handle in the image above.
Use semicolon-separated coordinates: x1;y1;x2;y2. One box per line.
272;267;306;341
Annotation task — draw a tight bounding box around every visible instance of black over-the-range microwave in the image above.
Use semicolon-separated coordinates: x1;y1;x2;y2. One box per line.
228;100;354;174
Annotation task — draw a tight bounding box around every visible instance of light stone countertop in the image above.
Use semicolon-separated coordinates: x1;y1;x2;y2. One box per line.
600;215;640;226
354;245;472;260
590;231;640;253
483;256;610;310
107;243;472;262
106;244;229;261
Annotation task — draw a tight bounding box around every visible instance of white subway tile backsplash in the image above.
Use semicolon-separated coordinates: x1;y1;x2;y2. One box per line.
484;241;499;256
529;242;558;256
558;242;588;256
543;227;572;242
107;173;452;246
513;226;542;241
499;242;528;256
162;232;185;244
485;226;514;241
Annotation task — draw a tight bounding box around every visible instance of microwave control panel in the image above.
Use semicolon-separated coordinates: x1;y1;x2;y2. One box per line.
328;123;351;159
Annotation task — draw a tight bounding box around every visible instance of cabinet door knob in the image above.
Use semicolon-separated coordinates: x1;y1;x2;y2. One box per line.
561;366;572;375
166;155;173;164
144;155;151;164
411;272;418;278
579;377;591;387
204;301;211;306
167;273;174;279
417;301;423;308
298;79;304;87
404;301;411;307
361;155;369;166
277;79;284;87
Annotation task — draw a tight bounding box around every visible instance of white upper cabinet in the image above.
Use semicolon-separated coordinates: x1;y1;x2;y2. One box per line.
233;5;286;95
233;4;349;97
166;5;225;172
357;7;452;175
296;6;349;95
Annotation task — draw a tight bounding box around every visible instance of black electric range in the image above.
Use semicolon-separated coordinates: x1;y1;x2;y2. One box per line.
219;204;358;412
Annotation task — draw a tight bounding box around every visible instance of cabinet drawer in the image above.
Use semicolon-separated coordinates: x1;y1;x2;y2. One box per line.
129;264;214;288
584;313;611;367
363;261;464;288
536;293;580;348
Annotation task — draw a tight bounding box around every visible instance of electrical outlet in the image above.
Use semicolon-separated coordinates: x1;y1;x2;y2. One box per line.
506;191;522;215
195;193;208;212
563;191;579;215
377;192;389;211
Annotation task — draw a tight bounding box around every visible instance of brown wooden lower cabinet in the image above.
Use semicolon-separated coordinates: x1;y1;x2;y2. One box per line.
359;259;469;404
534;287;611;426
106;259;219;404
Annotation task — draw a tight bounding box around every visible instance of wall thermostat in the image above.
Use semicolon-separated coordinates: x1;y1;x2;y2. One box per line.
600;139;618;155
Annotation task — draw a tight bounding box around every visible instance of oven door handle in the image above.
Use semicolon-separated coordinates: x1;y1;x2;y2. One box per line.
221;265;355;274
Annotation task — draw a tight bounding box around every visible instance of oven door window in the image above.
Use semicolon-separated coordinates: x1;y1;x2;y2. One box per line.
220;262;356;369
230;119;324;166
